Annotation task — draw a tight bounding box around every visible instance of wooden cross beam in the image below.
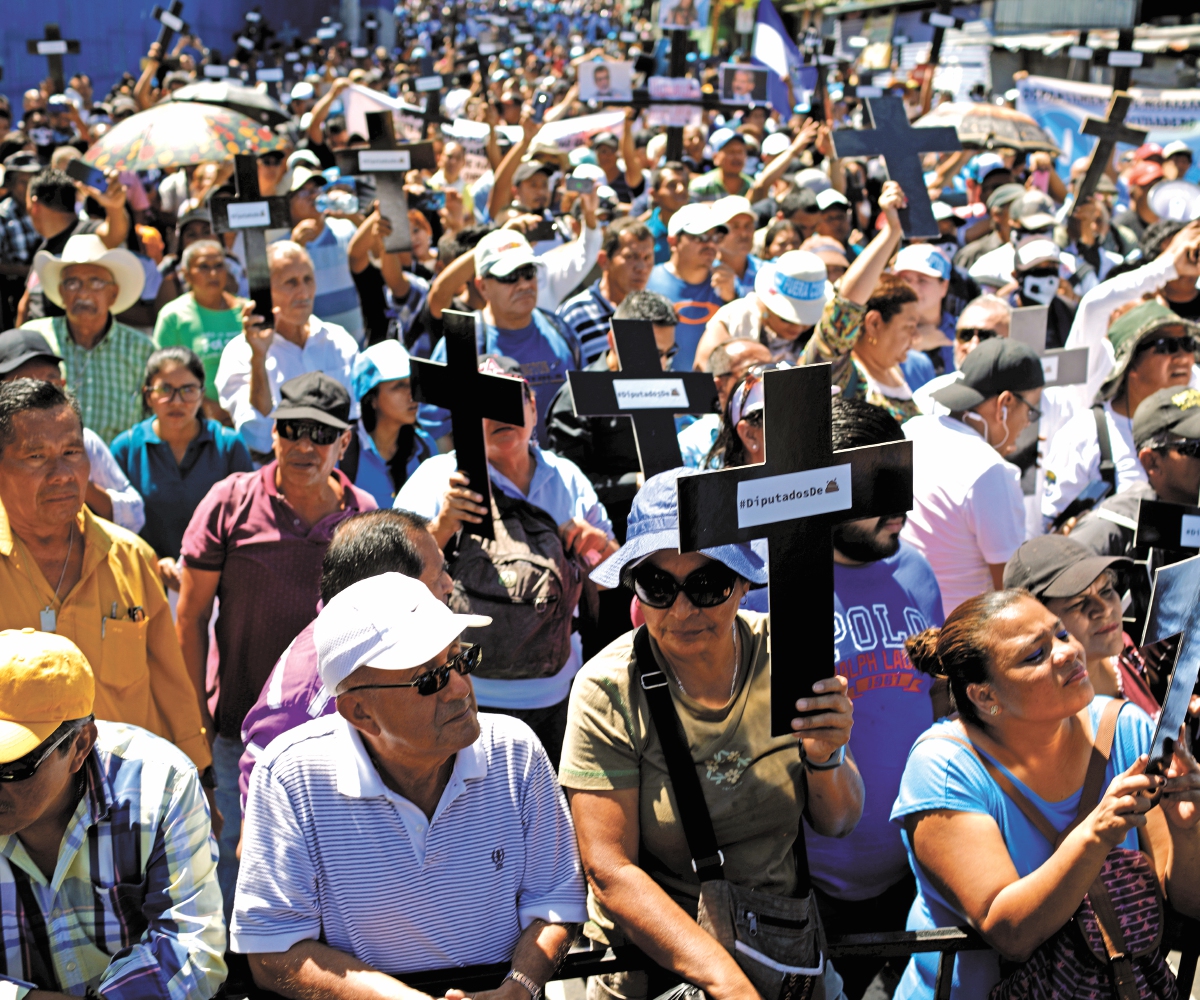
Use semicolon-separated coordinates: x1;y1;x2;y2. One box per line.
676;364;913;736
151;2;189;53
1076;92;1147;208
26;24;80;96
409;311;529;541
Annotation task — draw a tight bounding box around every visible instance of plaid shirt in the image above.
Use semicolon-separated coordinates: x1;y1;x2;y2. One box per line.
24;316;156;445
0;722;227;1000
0;199;38;265
556;281;615;366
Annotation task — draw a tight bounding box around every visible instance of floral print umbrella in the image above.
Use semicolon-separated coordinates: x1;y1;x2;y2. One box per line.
83;101;289;171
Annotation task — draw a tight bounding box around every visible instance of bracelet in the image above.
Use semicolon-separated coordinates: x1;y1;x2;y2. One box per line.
505;970;543;1000
804;744;846;772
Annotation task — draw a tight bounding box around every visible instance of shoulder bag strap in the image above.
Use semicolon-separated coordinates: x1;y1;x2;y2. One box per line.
1093;403;1117;492
1066;698;1123;838
633;626;726;882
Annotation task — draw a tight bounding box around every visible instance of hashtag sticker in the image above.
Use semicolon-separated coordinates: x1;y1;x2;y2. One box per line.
735;464;854;528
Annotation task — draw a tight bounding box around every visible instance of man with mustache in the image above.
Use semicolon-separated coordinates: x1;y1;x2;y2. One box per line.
23;233;153;444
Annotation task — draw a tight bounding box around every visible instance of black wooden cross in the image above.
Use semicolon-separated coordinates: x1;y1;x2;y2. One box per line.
1106;29;1142;93
335;111;436;254
210;155;290;329
409;310;528;541
921;3;963;70
1076;92;1147;207
1136;499;1200;556
831;95;962;238
676;363;913;736
1007;304;1088;387
567;320;719;477
25;25;80;96
151;2;189;53
1140;553;1200;766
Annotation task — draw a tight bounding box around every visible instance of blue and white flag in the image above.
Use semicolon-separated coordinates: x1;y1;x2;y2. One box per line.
751;0;810;116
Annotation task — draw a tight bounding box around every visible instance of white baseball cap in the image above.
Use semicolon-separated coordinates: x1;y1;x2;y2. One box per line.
794;167;831;195
314;573;492;693
816;188;850;211
1163;140;1194;160
754;250;831;326
711;195;756;228
474;229;545;278
290;81;315;101
1015;238;1061;269
761;132;792;158
894;244;951;280
668;203;727;238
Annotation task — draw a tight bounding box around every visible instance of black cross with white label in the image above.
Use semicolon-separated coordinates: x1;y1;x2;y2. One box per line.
335;111;437;254
151;2;189;52
676;364;913;736
409;310;528;541
1140;553;1200;767
830;95;962;239
1007;304;1089;388
1076;93;1147;207
1137;498;1200;556
567;320;718;478
210;155;290;329
25;25;80;96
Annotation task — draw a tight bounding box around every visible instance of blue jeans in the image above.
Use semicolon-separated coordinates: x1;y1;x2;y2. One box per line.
211;734;245;923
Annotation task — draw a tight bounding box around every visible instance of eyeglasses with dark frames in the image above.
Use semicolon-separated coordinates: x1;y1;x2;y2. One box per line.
0;723;83;782
956;327;998;344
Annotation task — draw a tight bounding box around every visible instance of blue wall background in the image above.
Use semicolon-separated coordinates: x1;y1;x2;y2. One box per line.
1;2;372;107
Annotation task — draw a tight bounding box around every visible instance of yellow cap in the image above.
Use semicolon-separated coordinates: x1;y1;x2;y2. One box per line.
0;629;94;764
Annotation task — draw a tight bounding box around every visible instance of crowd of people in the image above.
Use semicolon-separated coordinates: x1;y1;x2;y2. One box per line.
2;4;1200;1000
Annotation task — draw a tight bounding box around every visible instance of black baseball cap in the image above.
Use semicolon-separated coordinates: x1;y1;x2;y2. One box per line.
0;328;62;375
1003;535;1131;600
930;337;1045;412
1132;387;1200;450
272;372;352;429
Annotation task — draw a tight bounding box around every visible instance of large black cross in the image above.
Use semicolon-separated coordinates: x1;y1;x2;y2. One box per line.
210;155;290;329
1007;304;1089;388
25;25;80;96
1141;553;1200;766
335;111;436;254
676;364;913;736
1076;93;1146;207
1136;499;1200;556
830;95;961;239
151;2;189;52
567;319;718;477
409;310;528;541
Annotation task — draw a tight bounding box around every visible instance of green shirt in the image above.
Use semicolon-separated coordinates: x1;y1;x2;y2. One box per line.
688;168;753;200
153;294;244;400
24;316;155;445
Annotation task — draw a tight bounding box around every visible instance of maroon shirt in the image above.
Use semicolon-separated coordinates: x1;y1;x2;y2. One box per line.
180;461;376;738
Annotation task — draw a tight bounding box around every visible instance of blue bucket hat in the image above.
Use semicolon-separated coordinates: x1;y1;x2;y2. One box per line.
591;467;768;588
352;340;412;402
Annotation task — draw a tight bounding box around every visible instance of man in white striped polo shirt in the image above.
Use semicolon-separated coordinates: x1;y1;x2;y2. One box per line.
232;572;587;999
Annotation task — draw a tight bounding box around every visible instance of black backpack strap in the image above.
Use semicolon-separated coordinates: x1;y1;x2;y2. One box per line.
339;429;361;485
1093;404;1116;492
633;626;726;882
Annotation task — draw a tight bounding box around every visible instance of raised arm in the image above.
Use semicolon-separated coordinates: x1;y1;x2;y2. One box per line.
487;111;538;221
308;77;352;146
838;180;903;305
746;119;819;204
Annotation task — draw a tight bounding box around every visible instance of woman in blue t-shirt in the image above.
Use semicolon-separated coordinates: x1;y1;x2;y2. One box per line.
891;589;1200;999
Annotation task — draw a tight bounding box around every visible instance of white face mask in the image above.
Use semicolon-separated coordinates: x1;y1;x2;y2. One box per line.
1022;273;1058;305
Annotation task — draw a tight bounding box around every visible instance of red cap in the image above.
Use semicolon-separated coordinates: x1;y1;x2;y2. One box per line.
1133;142;1164;162
1128;160;1164;188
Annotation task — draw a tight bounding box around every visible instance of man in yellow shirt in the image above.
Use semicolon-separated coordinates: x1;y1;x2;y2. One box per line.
0;377;214;803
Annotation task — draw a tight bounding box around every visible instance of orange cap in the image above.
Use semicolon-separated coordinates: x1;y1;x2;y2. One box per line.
0;629;94;764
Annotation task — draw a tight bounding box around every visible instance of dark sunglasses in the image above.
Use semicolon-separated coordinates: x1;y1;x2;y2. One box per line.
1135;334;1199;357
626;561;739;609
258;151;286;166
339;644;482;697
956;327;998;343
1161;439;1200;459
277;419;344;446
0;724;81;782
660;344;680;362
490;264;539;284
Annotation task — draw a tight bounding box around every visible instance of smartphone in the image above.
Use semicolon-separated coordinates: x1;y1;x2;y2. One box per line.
64;158;109;192
1050;479;1113;532
532;90;551;123
566;176;596;194
528;217;557;242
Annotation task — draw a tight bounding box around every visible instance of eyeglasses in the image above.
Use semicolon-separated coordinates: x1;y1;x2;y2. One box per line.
276;419;345;446
61;277;114;293
490;264;539;284
189;260;226;274
1160;439;1200;459
0;724;81;782
681;230;723;244
259;151;286;166
1135;334;1200;357
339;644;482;697
626;560;739;609
956;327;998;344
147;383;203;402
660;345;679;362
1013;393;1042;423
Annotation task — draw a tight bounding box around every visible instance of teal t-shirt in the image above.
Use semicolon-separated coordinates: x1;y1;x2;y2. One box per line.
153;294;244;399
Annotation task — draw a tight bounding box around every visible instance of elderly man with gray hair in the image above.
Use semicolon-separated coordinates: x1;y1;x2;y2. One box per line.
912;294;1013;415
215;240;359;458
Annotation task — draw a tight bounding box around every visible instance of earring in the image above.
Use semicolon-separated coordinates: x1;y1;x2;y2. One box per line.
989;705;1000;716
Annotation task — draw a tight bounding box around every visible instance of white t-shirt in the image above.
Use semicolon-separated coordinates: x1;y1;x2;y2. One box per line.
899;414;1026;618
1041;400;1144;524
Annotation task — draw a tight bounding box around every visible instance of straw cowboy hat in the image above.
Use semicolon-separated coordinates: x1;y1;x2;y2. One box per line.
33;234;146;316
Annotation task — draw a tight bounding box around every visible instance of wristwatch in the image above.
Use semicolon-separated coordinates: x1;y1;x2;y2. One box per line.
504;970;544;1000
804;744;846;772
